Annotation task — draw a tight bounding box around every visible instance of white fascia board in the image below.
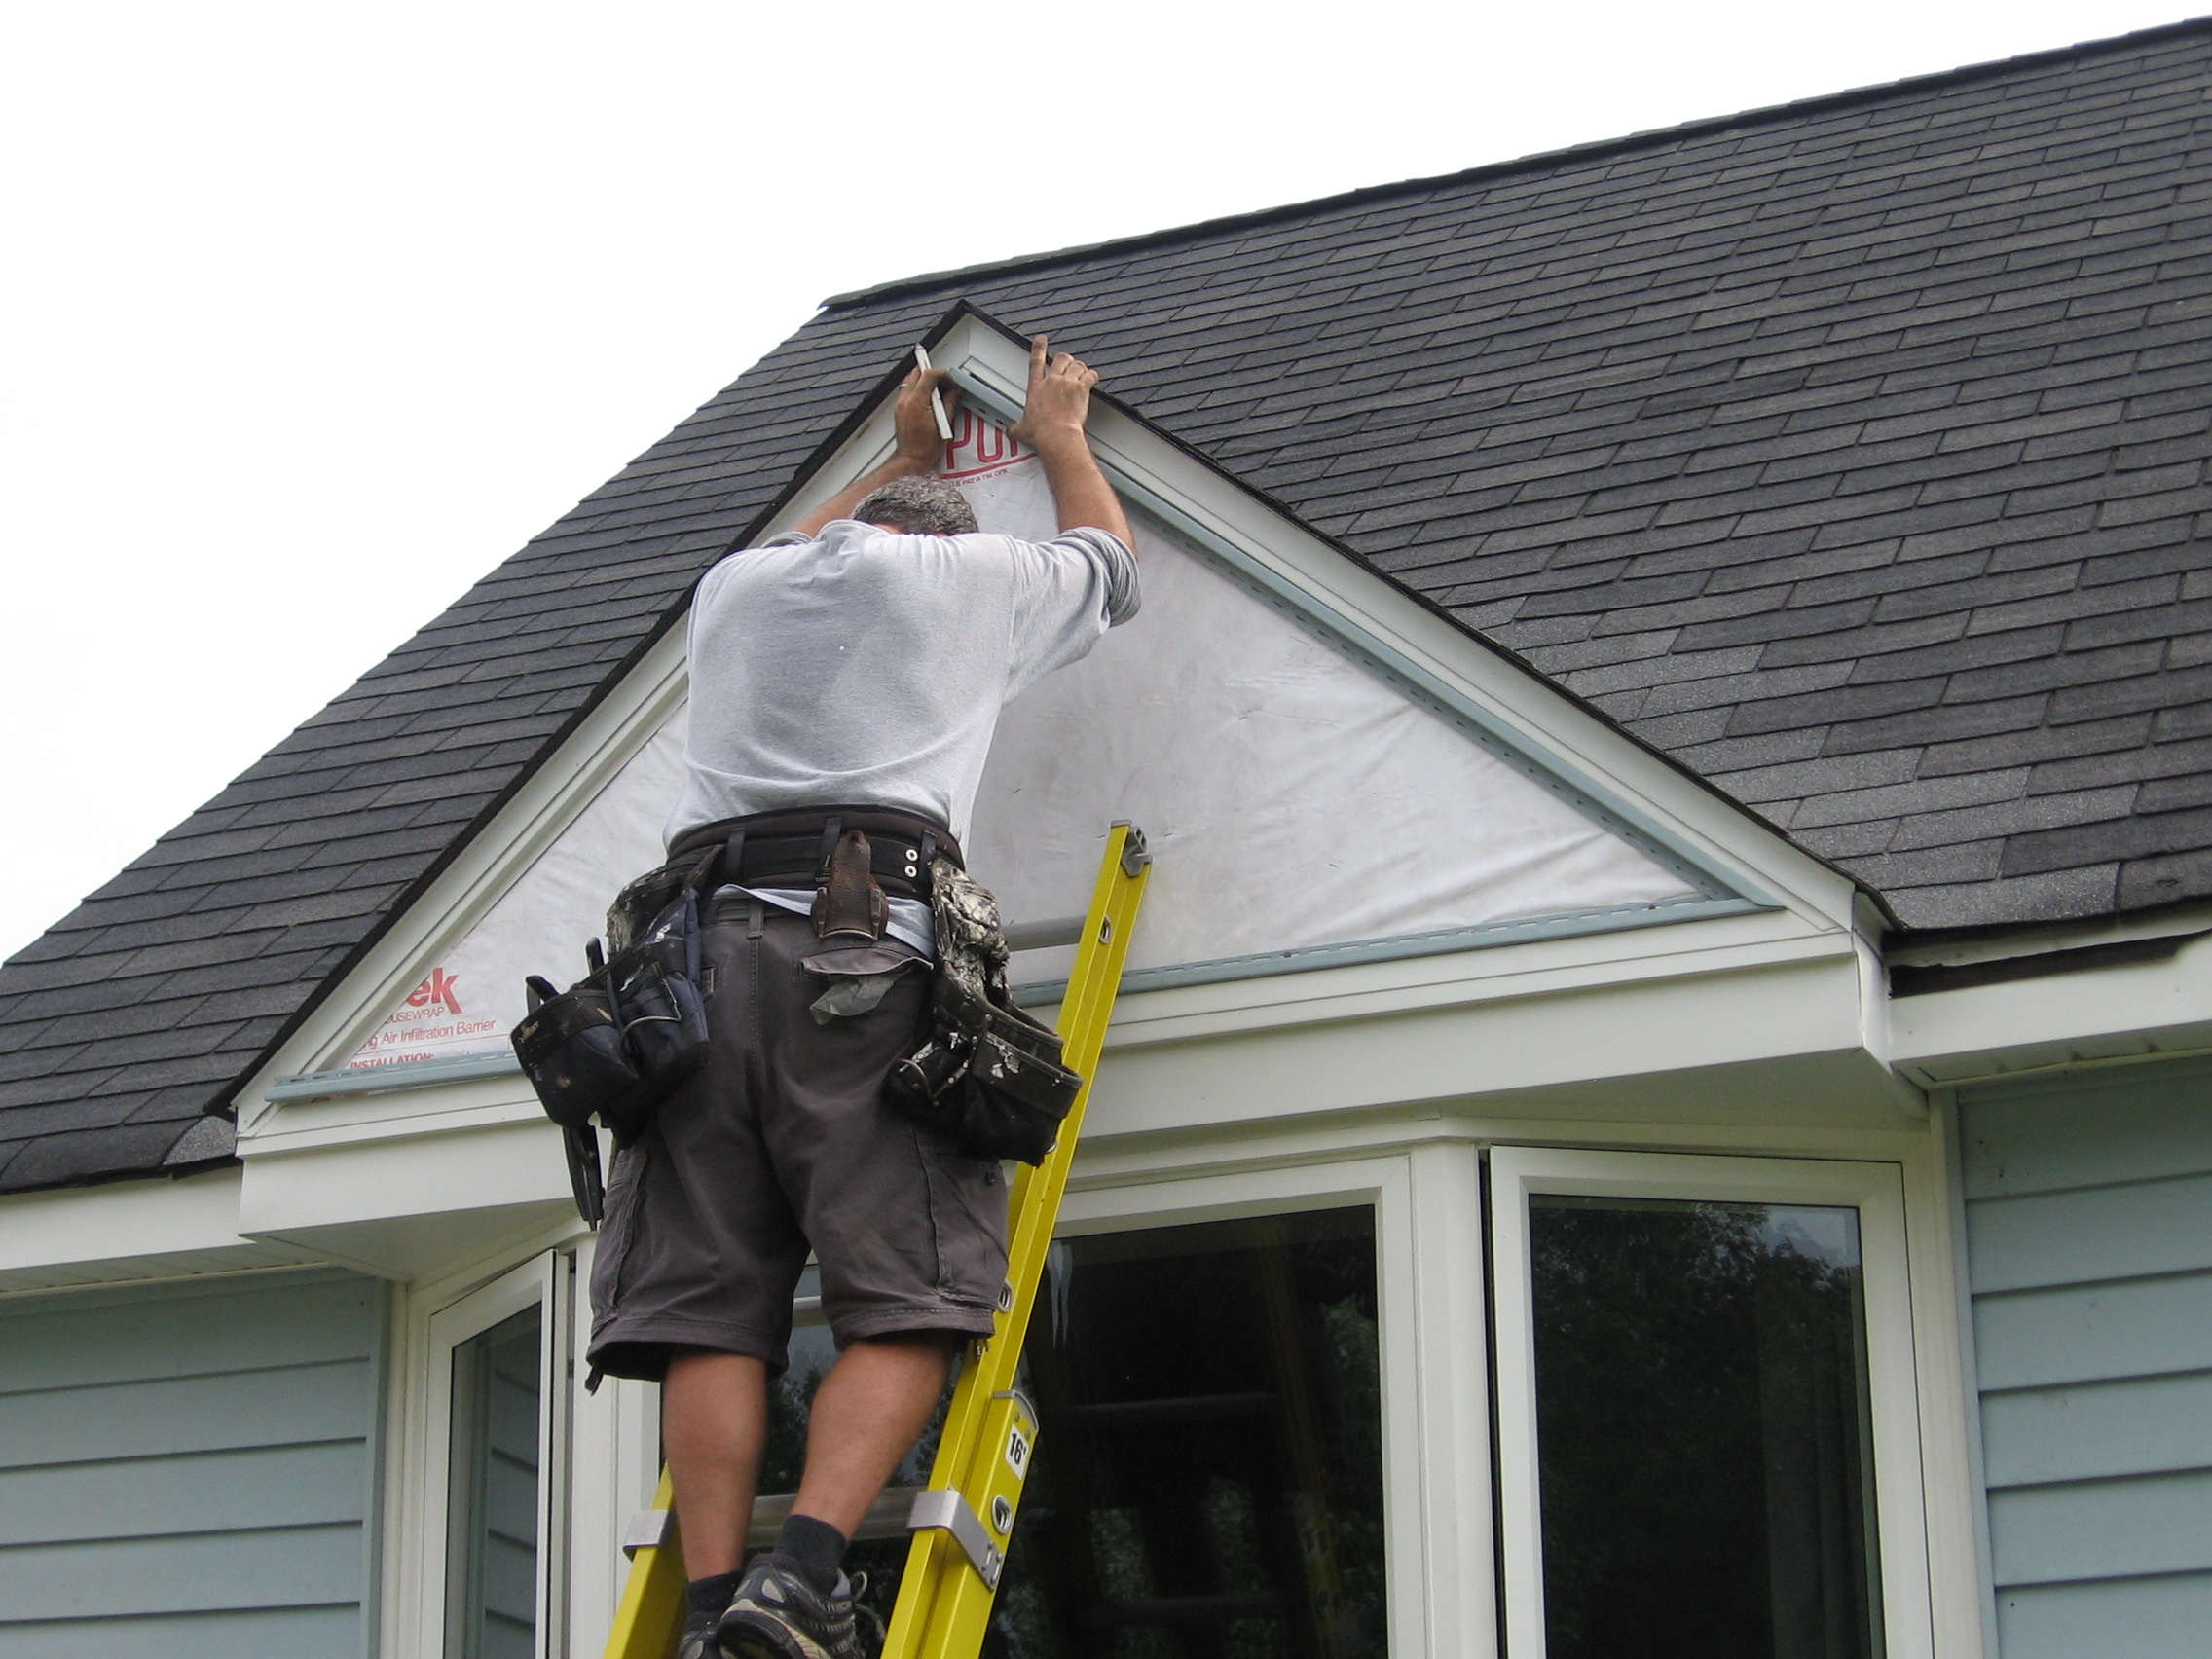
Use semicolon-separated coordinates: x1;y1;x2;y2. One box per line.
240;1117;571;1227
1889;929;2212;1087
927;312;1856;936
236;890;1876;1160
1062;1107;1941;1197
239;1067;544;1159
233;622;687;1132
0;1166;314;1286
1085;948;1900;1142
1084;895;1857;1049
237;1116;576;1282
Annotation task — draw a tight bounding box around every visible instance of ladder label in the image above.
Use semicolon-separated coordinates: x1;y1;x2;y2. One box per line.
1004;1423;1032;1481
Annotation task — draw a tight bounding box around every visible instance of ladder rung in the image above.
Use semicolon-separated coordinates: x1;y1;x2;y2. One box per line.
1083;1594;1284;1628
1002;915;1086;951
620;1507;672;1559
1054;1391;1274;1426
747;1485;925;1546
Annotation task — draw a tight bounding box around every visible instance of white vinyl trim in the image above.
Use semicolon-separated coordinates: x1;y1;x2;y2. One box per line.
1011;892;1762;1004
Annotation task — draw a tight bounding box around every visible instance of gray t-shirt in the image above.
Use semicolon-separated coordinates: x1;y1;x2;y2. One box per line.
665;518;1141;848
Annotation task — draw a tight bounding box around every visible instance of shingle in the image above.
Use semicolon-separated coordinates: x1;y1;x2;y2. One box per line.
1705;748;1922;804
1835;841;2008;887
1886;784;2139;851
1825;691;2054;755
1886;863;2120;927
1920;711;2158;778
1793;820;1902;858
2119;844;2212;905
1942;638;2167;703
1788;768;2031;830
1724;678;1943;738
2004;797;2212;875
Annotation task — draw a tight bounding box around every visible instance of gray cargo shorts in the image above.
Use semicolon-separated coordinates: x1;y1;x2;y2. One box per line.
586;903;1008;1381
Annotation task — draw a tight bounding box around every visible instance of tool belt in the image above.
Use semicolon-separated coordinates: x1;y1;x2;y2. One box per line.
883;855;1083;1166
666;806;960;909
676;807;1077;1164
514;803;1074;1230
513;808;961;1223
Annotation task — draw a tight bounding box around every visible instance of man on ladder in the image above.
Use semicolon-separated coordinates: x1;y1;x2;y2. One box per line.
585;336;1141;1659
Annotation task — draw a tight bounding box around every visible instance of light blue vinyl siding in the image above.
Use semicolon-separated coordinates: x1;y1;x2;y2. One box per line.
1960;1056;2212;1659
0;1270;387;1659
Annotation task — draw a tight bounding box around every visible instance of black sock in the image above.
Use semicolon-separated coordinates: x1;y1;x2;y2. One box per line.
774;1512;849;1596
686;1571;742;1629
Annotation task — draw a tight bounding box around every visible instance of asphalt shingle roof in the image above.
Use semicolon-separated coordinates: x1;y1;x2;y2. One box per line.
7;19;2212;1191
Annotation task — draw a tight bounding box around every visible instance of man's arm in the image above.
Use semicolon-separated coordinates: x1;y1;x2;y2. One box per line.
793;367;959;537
1008;336;1137;554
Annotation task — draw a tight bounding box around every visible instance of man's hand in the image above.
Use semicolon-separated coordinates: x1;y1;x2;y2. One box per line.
894;366;959;469
1008;336;1136;550
793;364;961;536
1008;337;1100;455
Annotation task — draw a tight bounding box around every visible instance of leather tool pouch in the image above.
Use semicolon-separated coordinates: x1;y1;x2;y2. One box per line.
882;856;1084;1165
798;827;910;1024
511;849;716;1223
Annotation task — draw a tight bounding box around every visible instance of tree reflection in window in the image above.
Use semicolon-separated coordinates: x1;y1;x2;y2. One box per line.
795;1208;1385;1659
1530;1198;1883;1659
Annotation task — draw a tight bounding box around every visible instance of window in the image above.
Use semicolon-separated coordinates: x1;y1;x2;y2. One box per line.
1489;1150;1933;1659
999;1208;1386;1659
446;1306;545;1659
416;1253;573;1659
753;1210;1388;1659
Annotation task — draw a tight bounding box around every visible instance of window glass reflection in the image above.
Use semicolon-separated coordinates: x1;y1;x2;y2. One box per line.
447;1306;542;1659
1529;1198;1882;1659
780;1208;1385;1659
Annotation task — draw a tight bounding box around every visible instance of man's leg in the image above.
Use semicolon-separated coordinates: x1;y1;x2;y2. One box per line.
791;1333;954;1534
720;1334;954;1659
664;1348;770;1576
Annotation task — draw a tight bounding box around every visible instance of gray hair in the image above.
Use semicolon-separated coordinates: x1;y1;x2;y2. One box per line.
852;475;979;537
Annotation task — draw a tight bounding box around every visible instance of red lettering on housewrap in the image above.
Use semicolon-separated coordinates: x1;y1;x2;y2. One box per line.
939;408;1034;482
404;967;463;1014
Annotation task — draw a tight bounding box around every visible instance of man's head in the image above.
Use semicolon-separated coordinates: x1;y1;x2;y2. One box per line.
851;475;979;537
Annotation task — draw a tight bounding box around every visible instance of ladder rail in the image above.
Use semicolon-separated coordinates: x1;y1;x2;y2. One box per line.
603;1469;684;1659
878;821;1151;1659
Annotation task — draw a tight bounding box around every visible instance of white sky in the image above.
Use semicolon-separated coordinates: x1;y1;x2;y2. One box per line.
0;1;2190;959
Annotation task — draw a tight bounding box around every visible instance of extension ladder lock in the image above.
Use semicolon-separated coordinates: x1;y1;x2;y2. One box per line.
604;822;1154;1659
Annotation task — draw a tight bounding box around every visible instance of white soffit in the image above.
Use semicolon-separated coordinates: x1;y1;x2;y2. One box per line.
263;312;1808;1101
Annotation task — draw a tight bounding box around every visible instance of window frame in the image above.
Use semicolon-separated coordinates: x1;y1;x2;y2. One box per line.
1487;1146;1936;1659
403;1251;573;1659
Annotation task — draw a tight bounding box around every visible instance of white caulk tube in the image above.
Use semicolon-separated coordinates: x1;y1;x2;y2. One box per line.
914;343;955;441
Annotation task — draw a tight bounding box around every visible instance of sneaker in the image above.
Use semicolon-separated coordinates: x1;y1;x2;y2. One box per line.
679;1626;722;1659
718;1554;867;1659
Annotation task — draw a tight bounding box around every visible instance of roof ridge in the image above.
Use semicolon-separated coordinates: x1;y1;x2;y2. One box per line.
822;14;2212;311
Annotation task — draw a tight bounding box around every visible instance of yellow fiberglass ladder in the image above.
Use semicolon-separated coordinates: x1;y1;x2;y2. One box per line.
604;821;1154;1659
